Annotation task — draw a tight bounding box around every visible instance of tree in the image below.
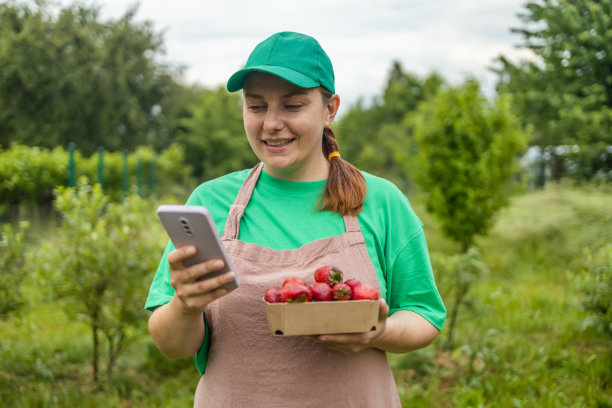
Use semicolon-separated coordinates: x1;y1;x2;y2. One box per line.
412;79;526;251
0;1;189;153
494;0;612;148
337;62;443;190
37;179;163;382
178;86;257;181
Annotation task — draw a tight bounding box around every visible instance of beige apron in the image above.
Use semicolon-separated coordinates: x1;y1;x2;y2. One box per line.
194;163;401;407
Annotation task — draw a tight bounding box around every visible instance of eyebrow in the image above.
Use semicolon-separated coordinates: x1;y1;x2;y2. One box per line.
244;89;310;99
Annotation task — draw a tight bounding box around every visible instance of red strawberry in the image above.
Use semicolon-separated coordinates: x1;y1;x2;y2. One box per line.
281;282;312;303
314;265;343;286
309;282;333;302
264;287;283;303
351;283;379;300
344;278;361;290
283;276;307;287
332;283;352;301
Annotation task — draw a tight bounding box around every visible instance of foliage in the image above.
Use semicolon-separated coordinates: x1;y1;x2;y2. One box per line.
574;244;612;339
0;143;194;208
336;62;444;190
431;247;489;349
36;179;164;381
0;1;190;153
178;86;258;180
411;79;526;249
0;221;29;319
494;0;612;149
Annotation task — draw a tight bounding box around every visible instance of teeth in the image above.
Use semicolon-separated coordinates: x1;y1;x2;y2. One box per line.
265;139;294;147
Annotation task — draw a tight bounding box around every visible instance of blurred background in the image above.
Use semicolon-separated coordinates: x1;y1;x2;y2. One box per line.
1;0;611;406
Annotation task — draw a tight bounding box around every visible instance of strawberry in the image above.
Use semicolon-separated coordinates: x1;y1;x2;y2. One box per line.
309;282;333;302
344;278;361;290
281;282;312;303
283;276;307;287
332;283;352;301
351;283;379;300
264;286;283;303
314;265;343;286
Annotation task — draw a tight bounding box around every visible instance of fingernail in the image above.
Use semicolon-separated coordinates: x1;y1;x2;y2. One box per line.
213;260;224;268
185;246;196;255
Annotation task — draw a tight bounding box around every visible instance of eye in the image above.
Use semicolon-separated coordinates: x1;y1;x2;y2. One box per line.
247;104;266;112
285;104;302;111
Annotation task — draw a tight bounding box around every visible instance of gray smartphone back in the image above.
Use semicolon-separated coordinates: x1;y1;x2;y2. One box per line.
157;205;239;289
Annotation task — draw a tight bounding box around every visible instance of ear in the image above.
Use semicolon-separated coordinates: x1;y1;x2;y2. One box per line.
324;94;340;127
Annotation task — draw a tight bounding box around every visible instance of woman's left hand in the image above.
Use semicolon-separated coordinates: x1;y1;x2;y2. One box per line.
308;298;390;354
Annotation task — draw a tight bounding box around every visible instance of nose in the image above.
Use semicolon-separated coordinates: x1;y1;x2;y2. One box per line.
263;107;283;133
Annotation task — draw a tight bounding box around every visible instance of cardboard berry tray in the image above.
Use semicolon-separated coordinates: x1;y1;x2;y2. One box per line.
264;299;379;336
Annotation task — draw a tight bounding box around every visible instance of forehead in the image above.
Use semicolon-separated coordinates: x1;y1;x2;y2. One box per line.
243;72;316;98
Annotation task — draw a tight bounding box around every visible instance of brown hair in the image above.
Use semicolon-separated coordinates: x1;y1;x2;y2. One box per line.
318;89;367;216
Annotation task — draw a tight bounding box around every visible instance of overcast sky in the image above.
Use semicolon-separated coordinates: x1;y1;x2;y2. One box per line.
81;0;533;112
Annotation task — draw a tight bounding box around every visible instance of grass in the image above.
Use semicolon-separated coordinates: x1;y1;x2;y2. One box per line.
1;183;611;407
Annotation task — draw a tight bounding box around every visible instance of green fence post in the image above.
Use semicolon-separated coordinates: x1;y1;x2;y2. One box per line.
68;142;76;187
149;158;156;196
122;150;129;197
97;146;104;190
137;157;143;198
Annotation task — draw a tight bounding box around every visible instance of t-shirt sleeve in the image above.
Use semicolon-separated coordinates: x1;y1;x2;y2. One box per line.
387;230;446;330
366;175;446;331
144;240;175;312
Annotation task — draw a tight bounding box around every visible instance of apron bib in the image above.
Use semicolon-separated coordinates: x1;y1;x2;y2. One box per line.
194;163;401;407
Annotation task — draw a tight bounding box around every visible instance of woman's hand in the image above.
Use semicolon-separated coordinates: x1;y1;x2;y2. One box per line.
308;299;390;354
309;300;440;354
148;245;237;359
168;245;237;314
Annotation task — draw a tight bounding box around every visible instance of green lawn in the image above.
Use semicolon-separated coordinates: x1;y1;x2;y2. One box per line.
1;184;611;407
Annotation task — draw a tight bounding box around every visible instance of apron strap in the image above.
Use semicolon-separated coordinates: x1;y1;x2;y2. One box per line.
222;162;264;240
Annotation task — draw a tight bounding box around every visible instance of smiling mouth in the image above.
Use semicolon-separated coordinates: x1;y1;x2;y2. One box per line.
263;139;296;147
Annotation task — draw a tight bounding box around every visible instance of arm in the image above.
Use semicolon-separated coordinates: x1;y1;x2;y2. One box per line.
148;245;237;359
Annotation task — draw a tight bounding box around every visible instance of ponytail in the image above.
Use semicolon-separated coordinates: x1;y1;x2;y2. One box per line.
319;127;366;216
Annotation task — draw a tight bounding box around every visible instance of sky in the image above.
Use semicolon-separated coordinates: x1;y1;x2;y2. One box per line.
70;0;534;113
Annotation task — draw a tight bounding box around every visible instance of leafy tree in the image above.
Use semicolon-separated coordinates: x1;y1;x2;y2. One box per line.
337;62;443;189
0;221;29;320
494;0;612;148
411;79;526;251
178;86;257;181
0;1;189;153
37;179;164;382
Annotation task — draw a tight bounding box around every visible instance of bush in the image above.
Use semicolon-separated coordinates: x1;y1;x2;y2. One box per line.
574;244;612;339
0;221;29;319
36;178;165;381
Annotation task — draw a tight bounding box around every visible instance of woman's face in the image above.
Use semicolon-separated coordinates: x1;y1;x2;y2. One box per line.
242;72;339;182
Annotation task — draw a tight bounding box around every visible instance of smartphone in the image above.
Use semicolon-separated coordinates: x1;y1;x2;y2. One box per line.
157;205;239;289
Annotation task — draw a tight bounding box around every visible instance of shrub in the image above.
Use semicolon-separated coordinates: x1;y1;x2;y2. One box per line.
574;244;612;339
0;221;29;319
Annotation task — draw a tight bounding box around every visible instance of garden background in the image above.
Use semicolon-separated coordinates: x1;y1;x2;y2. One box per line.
1;1;611;407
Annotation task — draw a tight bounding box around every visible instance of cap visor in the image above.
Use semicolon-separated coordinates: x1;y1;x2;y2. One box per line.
227;66;319;92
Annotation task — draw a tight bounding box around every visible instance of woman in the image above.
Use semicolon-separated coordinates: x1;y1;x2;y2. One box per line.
146;31;445;407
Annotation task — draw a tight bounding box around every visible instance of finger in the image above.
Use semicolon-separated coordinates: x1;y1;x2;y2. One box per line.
378;298;390;322
194;270;236;293
168;246;196;270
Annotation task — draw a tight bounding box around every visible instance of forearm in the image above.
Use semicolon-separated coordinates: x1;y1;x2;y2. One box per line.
373;310;440;354
148;296;206;359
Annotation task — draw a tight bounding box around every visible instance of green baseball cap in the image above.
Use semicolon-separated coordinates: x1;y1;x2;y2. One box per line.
226;31;335;94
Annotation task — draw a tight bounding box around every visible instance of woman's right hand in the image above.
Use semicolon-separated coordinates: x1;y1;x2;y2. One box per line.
168;245;237;314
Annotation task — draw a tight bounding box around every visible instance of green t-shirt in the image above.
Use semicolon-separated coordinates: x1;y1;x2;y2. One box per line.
145;167;446;371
